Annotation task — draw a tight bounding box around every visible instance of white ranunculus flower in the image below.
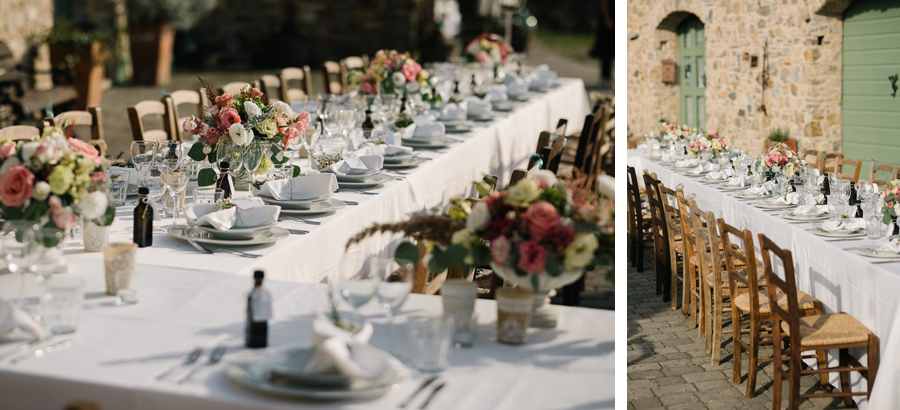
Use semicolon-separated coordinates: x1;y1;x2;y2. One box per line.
33;181;50;201
256;118;278;137
466;201;491;231
77;190;108;220
597;175;615;199
183;119;196;131
229;124;254;146
564;233;599;270
243;101;262;117
391;71;407;87
271;101;294;118
533;170;558;187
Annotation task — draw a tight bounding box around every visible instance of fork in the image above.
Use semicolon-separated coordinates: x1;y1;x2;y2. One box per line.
178;345;226;383
337;188;378;195
281;216;321;225
156;347;202;380
190;239;260;258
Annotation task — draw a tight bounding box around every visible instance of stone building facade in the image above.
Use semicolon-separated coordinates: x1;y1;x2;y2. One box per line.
627;0;854;155
0;0;54;60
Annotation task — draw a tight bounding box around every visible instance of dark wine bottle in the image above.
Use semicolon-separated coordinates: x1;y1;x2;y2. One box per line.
216;161;233;200
133;187;153;248
400;94;408;113
362;109;374;139
822;175;830;204
246;270;270;348
849;181;857;207
166;141;178;160
893;216;899;237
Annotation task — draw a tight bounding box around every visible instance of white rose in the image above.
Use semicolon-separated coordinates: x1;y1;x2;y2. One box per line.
228;124;254;146
271;101;293;118
77;190;108;220
243;101;262;117
564;233;600;270
183;119;197;131
597;175;615;199
466;202;491;231
391;71;407;86
533;170;558;187
19;142;38;164
33;181;50;201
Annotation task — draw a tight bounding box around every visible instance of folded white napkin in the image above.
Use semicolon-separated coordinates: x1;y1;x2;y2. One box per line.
792;205;828;215
820;218;865;233
185;201;280;230
358;143;413;157
304;311;397;379
675;158;698;168
484;87;508;102
411;116;445;138
748;181;774;196
0;299;48;341
772;192;799;205
706;169;733;180
325;155;383;175
387;123;416;141
504;77;528;97
258;173;338;201
727;176;747;186
878;238;900;253
438;103;467;122
467;99;493;116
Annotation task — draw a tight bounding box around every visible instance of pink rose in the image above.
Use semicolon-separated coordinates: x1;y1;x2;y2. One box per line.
517;240;549;273
360;82;375;95
215;94;233;107
523;201;561;241
0;166;34;207
282;127;299;149
0;141;16;158
402;61;421;83
549;223;576;252
67;137;99;158
491;235;512;265
215;107;241;128
51;206;75;231
91;171;106;184
249;88;263;98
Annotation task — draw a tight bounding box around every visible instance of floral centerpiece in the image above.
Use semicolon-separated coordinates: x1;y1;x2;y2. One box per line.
348;50;430;96
881;180;900;224
756;142;805;178
184;79;309;186
0;125;112;247
688;131;726;157
655;123;694;144
465;34;513;66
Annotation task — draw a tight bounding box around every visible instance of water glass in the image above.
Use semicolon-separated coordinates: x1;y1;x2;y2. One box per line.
336;247;377;321
866;214;884;240
407;315;454;373
451;313;478;348
193;187;224;204
41;276;84;334
109;178;128;207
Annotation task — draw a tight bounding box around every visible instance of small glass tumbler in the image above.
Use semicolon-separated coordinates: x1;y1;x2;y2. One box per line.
407;315;454;373
451;313;478;348
104;242;138;305
109;179;128;207
193;187;225;204
41;276;84;334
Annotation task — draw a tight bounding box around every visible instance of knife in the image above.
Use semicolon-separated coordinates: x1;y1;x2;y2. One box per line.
398;375;438;408
419;382;446;409
7;337;74;365
187;238;213;254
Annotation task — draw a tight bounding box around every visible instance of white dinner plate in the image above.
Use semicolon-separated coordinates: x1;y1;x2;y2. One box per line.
754;201;796;210
780;212;829;221
194;221;277;240
277;198;347;215
257;195;331;209
509;92;532;101
402;137;455;149
168;225;288;247
810;226;866;238
492;101;516;111
383;158;427;169
338;174;394;188
264;345;406;390
382;153;419;163
672;166;699;171
325;170;385;183
467;112;494;122
719;185;748;191
444;122;475;133
733;191;771;200
853;246;900;260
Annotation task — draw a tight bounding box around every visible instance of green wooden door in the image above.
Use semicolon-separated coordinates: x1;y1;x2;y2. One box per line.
678;15;706;129
843;0;900;174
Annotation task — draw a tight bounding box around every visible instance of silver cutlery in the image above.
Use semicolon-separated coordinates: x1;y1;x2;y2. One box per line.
7;338;74;365
156;347;202;380
419;382;446;409
281;216;321;225
188;239;260;258
286;229;309;235
399;375;438;408
871;260;900;264
337;188;377;195
177;345;226;383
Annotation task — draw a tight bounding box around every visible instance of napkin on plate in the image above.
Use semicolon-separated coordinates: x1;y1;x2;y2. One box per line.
324;155;383;175
820;218;865;233
185;200;280;230
747;182;774;196
257;173;338;201
504;76;528;98
772;192;799;205
484;87;508;102
727;176;747;186
438;103;467;122
0;298;48;341
792;205;828;215
412;116;445;138
304;311;403;379
467;98;493;116
877;238;900;254
675;158;698;168
706;169;733;180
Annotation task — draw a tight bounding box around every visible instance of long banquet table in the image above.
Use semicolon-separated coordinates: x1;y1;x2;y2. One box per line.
63;79;588;284
629;149;899;409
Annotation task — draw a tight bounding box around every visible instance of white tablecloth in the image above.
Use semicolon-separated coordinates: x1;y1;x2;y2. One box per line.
0;261;614;410
629;151;897;409
69;79;588;284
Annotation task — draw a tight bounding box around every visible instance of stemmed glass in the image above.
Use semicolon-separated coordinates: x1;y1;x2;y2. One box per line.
130;141;157;185
141;163;167;233
375;257;414;358
1;221;37;309
335;247;378;324
241;143;264;187
162;172;187;228
300;121;322;172
337;109;356;138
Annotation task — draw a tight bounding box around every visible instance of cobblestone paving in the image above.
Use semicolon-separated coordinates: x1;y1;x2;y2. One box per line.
627;248;847;409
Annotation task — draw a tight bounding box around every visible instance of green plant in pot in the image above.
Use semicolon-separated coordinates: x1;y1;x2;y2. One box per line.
44;21;112;110
766;127;796;152
125;0;218;85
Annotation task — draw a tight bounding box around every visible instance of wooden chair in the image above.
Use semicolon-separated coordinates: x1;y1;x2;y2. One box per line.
660;184;685;309
692;202;734;365
627;166;652;272
220;82;249;96
759;233;879;410
719;219;822;398
677;193;702;330
538;133;566;174
866;162;899;188
258;75;281;102
833;157;862;183
128;100;174;142
164;90;202;141
322;61;343;94
803;150;824;174
51;108;106;156
199;87;212;108
644;173;672;301
821;152;844;176
0;125;39;141
341;56;366;83
593;102;615;178
279;66;313;104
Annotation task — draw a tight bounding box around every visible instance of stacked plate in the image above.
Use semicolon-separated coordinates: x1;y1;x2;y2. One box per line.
168;225;289;247
325;169;394;189
853;245;900;260
383;152;426;170
258;193;347;216
402;134;456;149
226;345;408;400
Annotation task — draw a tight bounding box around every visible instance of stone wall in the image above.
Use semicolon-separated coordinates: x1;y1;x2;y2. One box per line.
0;0;54;60
627;0;854;156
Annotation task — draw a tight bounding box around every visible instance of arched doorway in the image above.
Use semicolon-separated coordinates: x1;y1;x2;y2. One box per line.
678;15;706;129
842;0;900;170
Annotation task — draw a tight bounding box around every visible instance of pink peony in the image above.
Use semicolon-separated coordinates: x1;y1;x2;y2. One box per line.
0;141;16;158
215;107;241;128
402;61;422;83
0;166;34;207
67;138;99;158
282;127;299;149
517;240;549;273
523;201;561;241
215;94;233;107
294;112;310;133
491;235;512;265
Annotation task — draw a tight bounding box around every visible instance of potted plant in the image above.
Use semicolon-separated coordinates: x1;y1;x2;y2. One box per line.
125;0;217;85
45;22;111;110
765;127;797;152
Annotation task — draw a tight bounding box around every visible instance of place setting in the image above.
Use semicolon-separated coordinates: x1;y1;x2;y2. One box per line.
402;116;458;149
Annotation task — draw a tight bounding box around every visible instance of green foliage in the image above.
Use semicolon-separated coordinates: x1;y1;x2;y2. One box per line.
538;187;567;212
91;205;116;227
291;165;302;178
270;144;289;165
197;168;217;186
187;143;207;162
394;242;420;266
767;127;790;142
44;21;112;50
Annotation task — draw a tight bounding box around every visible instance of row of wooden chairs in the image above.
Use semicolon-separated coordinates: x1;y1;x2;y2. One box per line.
637;170;879;409
803;150;899;187
0;108;107;156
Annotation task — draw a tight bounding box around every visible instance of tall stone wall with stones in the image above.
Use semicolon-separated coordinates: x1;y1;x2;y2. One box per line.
627;0;853;156
0;0;54;60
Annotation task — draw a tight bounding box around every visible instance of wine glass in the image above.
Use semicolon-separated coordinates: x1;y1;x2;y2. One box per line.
335;246;377;323
241;143;264;185
141;163;167;233
1;221;38;309
375;256;414;357
162;172;187;228
301;121;322;172
130;141;157;184
337;109;356;138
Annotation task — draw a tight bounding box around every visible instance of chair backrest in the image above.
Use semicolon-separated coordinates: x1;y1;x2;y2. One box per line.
676;189;697;267
279;66;313;104
803;150;825;174
554;118;567;136
199;87;212;108
758;233;801;349
834;157;862;183
322;61;343;94
0;125;39;141
51;108;105;156
573;111;599;172
256;75;281;102
719;218;762;308
220;82;248;96
868;162;899;188
594;102;615;177
539;133;566;174
165;89;202;141
692;201;721;293
128;100;173;142
822;152;844;175
659;184;681;241
342;56;366;71
643;174;668;257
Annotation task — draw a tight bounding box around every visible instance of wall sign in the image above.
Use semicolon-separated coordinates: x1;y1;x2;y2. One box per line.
661;60;676;83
